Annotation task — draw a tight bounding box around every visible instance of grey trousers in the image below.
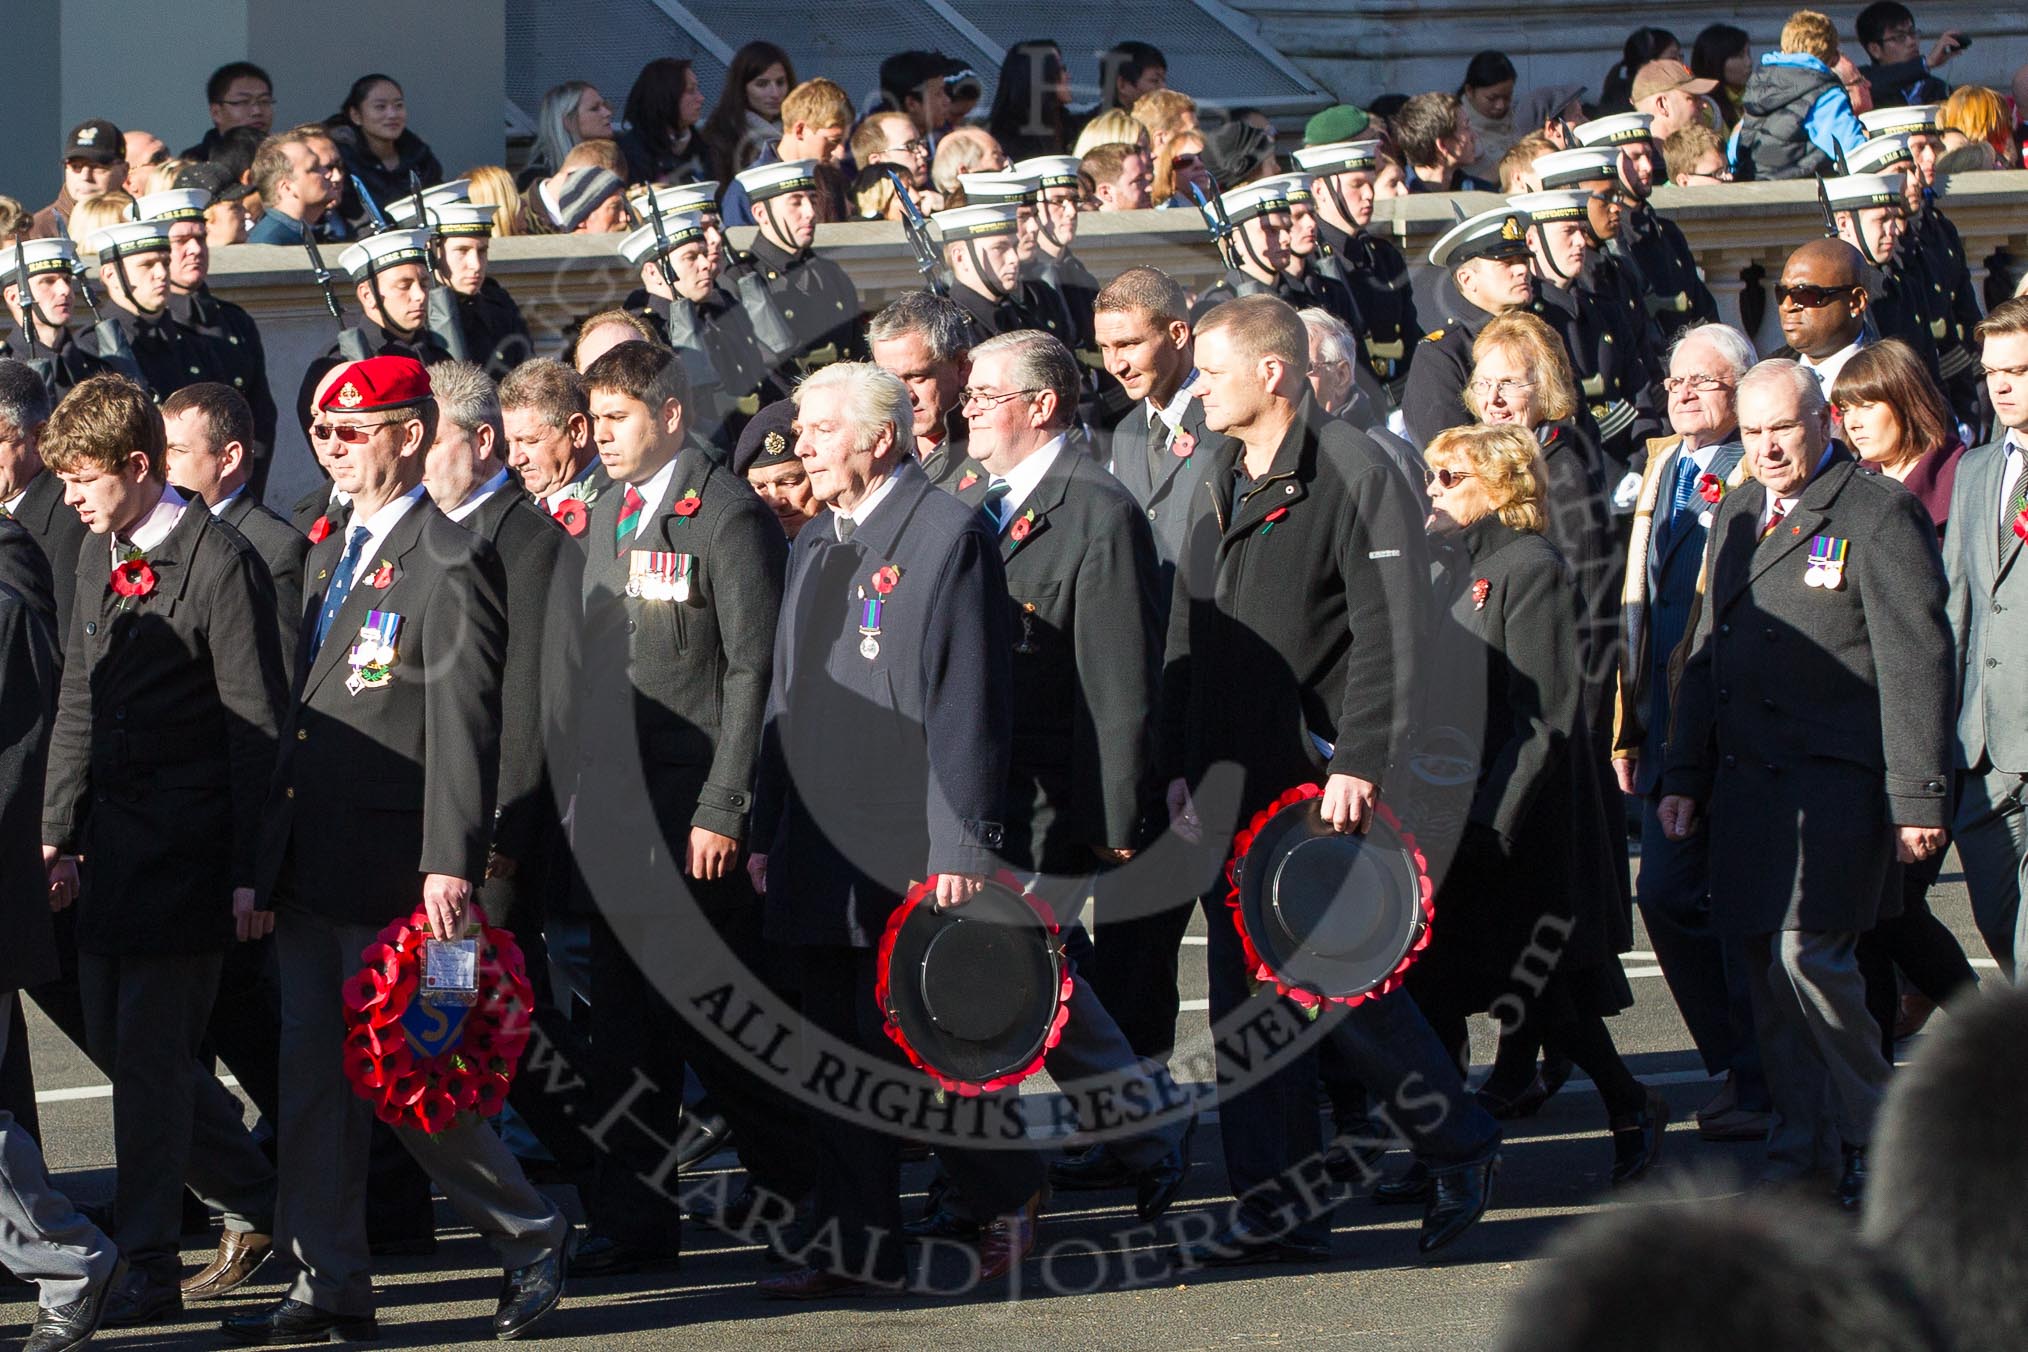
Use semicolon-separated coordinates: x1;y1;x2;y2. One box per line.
1745;930;1891;1179
77;948;275;1284
273;906;567;1317
1044;926;1191;1172
1954;764;2028;974
0;993;119;1306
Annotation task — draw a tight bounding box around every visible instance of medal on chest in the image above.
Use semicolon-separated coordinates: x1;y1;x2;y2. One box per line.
857;564;901;660
1803;536;1848;590
626;550;694;602
346;610;403;695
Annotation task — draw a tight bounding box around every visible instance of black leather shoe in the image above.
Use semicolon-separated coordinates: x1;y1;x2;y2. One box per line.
101;1267;181;1326
1610;1090;1669;1187
567;1233;678;1279
25;1257;124;1352
1371;1160;1431;1205
1419;1153;1498;1256
1048;1144;1132;1191
1134;1147;1189;1222
1174;1215;1331;1268
674;1111;733;1171
493;1246;565;1340
220;1298;379;1345
902;1198;979;1241
1836;1145;1867;1213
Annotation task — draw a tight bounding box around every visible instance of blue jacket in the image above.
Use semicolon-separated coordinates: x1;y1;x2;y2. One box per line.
1727;51;1869;180
716;142;779;228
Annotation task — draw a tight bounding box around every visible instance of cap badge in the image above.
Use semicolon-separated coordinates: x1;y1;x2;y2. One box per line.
763;431;786;456
336;382;363;408
76;126;98;145
1500;215;1522;241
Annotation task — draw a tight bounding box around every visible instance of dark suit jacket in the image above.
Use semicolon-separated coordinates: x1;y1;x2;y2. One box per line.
753;457;1011;947
1102;389;1222;598
11;470;87;652
289;483;350;540
459;486;580;933
956;447;1162;867
258;494;508;924
43;501;289;953
1662;449;1954;933
0;517;56;644
217;489;310;673
577;447;784;861
0;581;60;994
531;460;615;555
1161;404;1431;819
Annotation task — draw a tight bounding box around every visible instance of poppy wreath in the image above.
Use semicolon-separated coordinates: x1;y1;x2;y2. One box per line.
1222;782;1436;1011
339;901;534;1133
873;872;1073;1096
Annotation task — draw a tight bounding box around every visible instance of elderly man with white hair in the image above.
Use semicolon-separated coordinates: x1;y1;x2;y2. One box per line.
1297;306;1422;482
748;362;1044;1298
1610;322;1772;1143
1659;357;1953;1212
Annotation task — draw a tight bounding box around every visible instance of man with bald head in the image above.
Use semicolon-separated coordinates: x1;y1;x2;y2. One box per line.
1774;238;1871;392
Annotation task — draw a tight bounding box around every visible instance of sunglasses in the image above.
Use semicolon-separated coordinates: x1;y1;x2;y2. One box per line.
1422;466;1476;489
1775;283;1859;309
321;419;401;444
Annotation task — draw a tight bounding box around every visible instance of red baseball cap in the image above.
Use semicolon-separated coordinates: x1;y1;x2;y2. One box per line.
319;356;432;413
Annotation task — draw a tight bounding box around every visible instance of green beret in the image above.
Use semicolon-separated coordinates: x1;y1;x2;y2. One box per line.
1304;104;1371;147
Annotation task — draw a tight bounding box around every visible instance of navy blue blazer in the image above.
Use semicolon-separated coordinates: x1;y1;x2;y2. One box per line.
753;457;1012;948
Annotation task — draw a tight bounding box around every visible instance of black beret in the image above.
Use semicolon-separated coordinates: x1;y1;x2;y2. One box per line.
734;397;799;476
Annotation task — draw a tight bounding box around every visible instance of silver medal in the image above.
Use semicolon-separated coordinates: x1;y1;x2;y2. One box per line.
860;635;880;660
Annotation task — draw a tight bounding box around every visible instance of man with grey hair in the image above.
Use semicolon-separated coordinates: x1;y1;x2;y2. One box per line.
1297;307;1422;482
498;358;607;534
867;290;975;488
750;361;1044;1297
1661;356;1953;1211
0;361;80;642
1611;322;1770;1143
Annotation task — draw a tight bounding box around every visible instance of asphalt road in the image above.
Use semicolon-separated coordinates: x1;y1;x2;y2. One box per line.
5;860;1993;1350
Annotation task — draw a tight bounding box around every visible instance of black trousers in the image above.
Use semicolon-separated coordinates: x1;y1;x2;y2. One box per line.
1084;865;1198;1066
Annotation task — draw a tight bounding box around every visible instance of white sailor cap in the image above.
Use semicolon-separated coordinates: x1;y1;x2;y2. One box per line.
428;203;497;238
1428;206;1532;269
86;220;173;260
618;211;710;265
1845;134;1916;174
1217;179;1291;226
337;228;432;281
1822;173;1906;213
1533;146;1622;190
5;236;79;276
131;189;209;224
957;171;1038;205
1507;190;1593;225
933;202;1021;242
1291;139;1381;175
1251;172;1315;206
1014;156;1082;191
387;179;474;225
1860;104;1941;139
734;159;820;203
637;182;720;216
1573;112;1655;148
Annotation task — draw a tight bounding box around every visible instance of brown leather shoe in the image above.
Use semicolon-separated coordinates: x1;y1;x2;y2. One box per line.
181;1230;272;1300
754;1266;902;1300
977;1193;1041;1282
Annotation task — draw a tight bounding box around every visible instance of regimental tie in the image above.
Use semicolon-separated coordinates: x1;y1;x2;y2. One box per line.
1760;498;1789;541
312;525;372;656
616;484;646;546
979;478;1011;532
2002;458;2028;568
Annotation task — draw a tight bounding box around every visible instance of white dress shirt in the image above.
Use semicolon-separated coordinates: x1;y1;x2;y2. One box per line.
114;483;187;561
988;435;1066;527
830;468;902;541
1999;429;2028;532
618;457;682;543
1801;337;1866;394
444;468;511;524
343;483;426;568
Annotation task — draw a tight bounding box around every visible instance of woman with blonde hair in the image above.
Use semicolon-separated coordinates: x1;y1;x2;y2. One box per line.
463;164;528;236
1388;422;1661;1194
1071;107;1150;159
1151;128;1208;207
66;192;136;245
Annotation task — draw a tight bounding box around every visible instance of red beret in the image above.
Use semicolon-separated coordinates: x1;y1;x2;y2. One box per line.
319;356;433;414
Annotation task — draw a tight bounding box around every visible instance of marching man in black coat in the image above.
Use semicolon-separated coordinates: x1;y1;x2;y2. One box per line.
0;362;85;648
1661;359;1954;1213
749;362;1045;1296
1161;296;1501;1264
39;375;285;1325
236;356;567;1345
567;341;809;1276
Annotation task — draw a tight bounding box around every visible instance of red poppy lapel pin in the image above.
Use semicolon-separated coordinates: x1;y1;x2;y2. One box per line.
1259;505;1289;536
1472;578;1491;610
366;559;395;589
958;471;980;491
307;515;332;544
1008;508;1037;544
552;498;589;537
672;489;702;518
110;557;157;602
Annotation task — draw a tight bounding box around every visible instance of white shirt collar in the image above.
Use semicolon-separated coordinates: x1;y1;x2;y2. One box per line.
444;468;511;524
992;435;1066;523
618;456;682;542
1800;337;1866;389
832;468;902;539
116;483;187;558
344;483;426;566
3;487;26;515
1148;377;1196;432
209;485;245;516
540;457;599;512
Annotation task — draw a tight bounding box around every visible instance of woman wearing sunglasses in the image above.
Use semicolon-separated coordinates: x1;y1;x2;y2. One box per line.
1151;129;1208;208
1396;422;1664;1191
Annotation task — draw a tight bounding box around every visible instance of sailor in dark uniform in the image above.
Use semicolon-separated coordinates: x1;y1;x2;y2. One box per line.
294;228;453;435
1187;179;1298;323
136;187;281;495
616;206;771;454
1017;156;1102;354
388;182;535;382
953;170;1075;346
0;238;112;401
1825;170;1942;379
1573;113;1718;349
934;202;1035;345
1293;138;1421;409
728;159;861;393
1528;147;1665;477
1402;205;1538;447
1255;172;1366;337
78;220;235;402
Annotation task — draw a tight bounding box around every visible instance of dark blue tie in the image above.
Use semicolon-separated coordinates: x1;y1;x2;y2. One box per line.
1667;453;1701;533
979;478;1011;532
312;525;371;657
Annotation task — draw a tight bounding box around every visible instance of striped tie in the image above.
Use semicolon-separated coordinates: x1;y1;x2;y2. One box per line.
2001;460;2028;568
616;484;645;545
1760;498;1788;541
